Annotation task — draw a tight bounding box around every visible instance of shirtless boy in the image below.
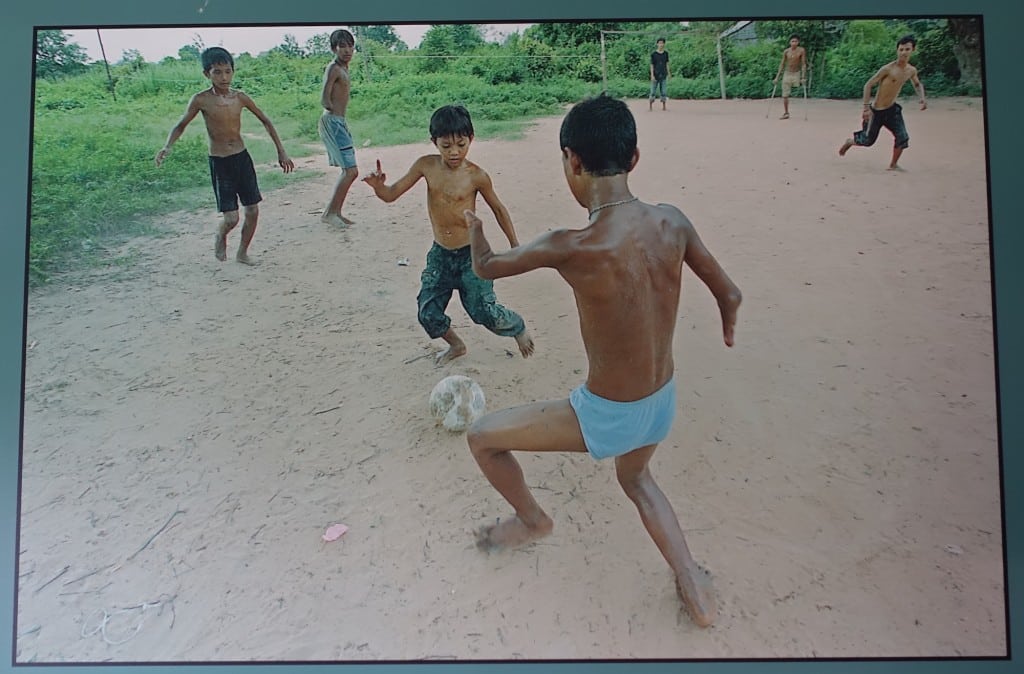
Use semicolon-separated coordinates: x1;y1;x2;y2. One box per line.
155;47;294;264
839;35;927;170
362;104;534;365
773;34;807;120
319;29;359;227
463;94;742;628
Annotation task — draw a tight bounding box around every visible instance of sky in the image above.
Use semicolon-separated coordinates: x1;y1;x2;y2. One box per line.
63;24;533;64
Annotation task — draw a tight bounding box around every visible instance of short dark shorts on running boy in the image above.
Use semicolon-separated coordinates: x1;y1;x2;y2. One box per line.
853;103;910;149
209;149;263;212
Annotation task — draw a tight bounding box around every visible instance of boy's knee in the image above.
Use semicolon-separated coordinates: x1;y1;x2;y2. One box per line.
466;417;493;457
222;211;240;226
615;463;650;496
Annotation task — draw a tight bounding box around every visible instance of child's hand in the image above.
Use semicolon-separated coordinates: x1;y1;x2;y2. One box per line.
154;147;169;167
861;108;872;122
279;155;295;173
362;159;386;187
463;209;483;229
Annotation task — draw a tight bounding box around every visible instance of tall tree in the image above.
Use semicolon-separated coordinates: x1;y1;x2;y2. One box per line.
418;24;485;72
269;34;304;58
351;25;407;51
34;29;89;78
947;17;982;90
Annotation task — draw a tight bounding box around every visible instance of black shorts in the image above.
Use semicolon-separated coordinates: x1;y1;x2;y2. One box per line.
853;103;910;150
208;149;262;212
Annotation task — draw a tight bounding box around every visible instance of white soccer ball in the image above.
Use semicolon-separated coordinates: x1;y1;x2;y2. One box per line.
429;375;486;433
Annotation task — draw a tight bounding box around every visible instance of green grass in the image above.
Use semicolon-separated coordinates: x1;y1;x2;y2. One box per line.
29;22;978;286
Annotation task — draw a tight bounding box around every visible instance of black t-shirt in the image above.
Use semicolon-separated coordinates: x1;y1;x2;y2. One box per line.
651;51;669;79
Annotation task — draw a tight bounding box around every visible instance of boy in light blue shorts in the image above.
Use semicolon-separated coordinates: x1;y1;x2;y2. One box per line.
462;94;742;628
318;29;359;227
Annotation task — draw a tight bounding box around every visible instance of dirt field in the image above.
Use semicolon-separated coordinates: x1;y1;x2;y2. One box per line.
16;96;1003;662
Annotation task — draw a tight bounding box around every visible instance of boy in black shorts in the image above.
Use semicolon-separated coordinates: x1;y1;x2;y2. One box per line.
838;35;927;170
156;47;294;264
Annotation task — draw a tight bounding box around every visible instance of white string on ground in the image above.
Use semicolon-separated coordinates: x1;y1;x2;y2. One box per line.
80;594;176;646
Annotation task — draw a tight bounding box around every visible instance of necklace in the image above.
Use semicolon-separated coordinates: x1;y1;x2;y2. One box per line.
588;196;638;217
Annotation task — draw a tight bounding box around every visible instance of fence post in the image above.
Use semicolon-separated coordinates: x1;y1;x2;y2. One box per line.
600;31;607;93
717;37;726;100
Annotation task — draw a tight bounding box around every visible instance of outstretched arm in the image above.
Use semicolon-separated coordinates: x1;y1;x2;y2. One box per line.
475;170;519;247
155;94;202;166
242;94;295;172
466;210;571;280
681;219;742;347
362;157;426;202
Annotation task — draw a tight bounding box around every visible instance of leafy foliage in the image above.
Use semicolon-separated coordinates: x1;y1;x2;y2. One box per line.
35;29;89;79
27;19;980;283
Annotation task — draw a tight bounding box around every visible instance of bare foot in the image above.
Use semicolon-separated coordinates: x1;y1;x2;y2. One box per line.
676;566;717;628
320;212;349;228
514;329;535;358
236;251;258;266
435;343;467;366
339;214;355;225
475;514;553;552
887;164;905;171
214;231;227;261
838;139;854;157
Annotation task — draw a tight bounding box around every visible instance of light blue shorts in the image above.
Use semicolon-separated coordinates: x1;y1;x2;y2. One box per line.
318;112;357;169
569;378;677;460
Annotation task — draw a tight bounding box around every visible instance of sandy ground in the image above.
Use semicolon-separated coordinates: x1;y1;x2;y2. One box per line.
16;96;1003;662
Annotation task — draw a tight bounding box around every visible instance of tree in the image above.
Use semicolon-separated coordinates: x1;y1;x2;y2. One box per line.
947;17;982;91
304;33;332;58
418;24;485;72
756;19;847;84
177;34;205;61
178;44;201;61
351;25;407;51
269;34;304;58
35;29;89;79
525;22;627;48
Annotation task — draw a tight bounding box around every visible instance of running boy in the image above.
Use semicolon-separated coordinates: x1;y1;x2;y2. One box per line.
319;29;359;227
649;38;671;111
839;35;927;170
155;47;294;264
773;34;806;120
464;94;742;628
362;105;534;365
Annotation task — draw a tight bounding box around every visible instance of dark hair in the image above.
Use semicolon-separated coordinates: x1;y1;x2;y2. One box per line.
429;104;474;140
331;29;355;49
897;34;917;48
789;34;800;41
559;94;636;176
656;37;666;44
201;47;234;73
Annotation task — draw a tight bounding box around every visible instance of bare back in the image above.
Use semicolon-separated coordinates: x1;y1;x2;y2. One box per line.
558;202;687;401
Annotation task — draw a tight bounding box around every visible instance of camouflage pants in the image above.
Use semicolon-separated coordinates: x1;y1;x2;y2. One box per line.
416;242;526;340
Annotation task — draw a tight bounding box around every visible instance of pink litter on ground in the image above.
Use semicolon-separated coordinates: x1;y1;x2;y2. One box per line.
322;523;349;541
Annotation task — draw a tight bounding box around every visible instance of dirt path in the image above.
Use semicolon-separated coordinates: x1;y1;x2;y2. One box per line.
17;97;1003;661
